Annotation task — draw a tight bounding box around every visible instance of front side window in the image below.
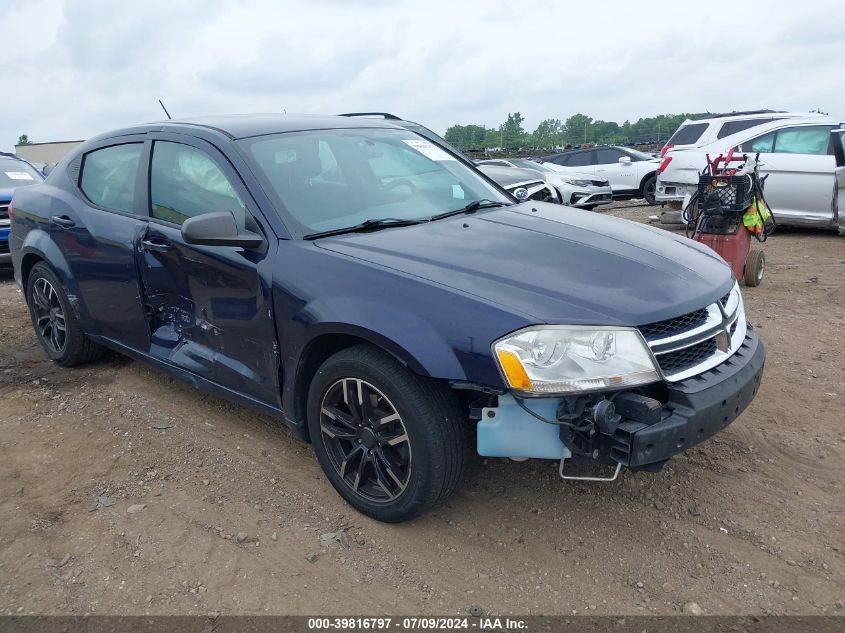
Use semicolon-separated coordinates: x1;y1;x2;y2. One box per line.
80;143;143;214
566;151;592;167
772;126;831;155
150;142;247;228
240;128;510;236
595;148;624;164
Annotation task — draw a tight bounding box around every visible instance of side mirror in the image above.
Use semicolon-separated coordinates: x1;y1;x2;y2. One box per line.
181;211;264;249
42;163;56;177
618;156;632;165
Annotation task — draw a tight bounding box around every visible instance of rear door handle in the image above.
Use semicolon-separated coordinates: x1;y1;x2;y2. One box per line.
50;215;75;228
141;237;172;252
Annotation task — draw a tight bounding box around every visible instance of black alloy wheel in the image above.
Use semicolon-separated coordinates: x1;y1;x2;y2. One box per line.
26;262;104;366
31;277;67;354
307;344;467;522
318;377;412;503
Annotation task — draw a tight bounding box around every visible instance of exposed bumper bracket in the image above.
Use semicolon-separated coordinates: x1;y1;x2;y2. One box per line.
559;459;621;482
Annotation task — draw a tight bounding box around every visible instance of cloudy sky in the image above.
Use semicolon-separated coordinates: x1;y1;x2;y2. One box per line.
2;0;842;152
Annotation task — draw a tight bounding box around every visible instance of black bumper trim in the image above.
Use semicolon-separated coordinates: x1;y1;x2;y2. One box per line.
613;330;765;467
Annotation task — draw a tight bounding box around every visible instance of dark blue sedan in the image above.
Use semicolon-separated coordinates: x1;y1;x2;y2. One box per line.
9;115;764;521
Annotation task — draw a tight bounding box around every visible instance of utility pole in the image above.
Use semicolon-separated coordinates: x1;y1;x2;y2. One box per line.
584;121;588;143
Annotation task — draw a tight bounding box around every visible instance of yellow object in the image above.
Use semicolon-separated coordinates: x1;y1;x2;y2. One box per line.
743;197;771;234
495;349;534;390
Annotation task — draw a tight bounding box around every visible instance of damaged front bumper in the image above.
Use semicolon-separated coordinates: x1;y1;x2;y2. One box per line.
477;330;765;471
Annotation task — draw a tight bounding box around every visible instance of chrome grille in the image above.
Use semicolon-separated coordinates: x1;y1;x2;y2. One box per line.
654;338;717;374
0;203;8;221
639;283;746;382
639;308;708;340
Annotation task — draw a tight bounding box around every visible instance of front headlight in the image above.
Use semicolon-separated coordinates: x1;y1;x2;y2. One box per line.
493;326;660;394
561;178;592;187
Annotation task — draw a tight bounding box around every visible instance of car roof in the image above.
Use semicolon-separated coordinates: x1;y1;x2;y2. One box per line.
97;113;402;141
684;111;824;125
698;115;836;148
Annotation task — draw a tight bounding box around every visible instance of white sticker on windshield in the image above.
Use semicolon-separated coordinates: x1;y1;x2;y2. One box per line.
402;139;454;161
5;171;34;180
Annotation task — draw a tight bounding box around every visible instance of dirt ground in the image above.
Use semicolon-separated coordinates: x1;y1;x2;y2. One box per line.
1;203;843;617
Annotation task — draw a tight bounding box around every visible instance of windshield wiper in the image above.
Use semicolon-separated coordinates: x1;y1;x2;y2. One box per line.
429;199;509;222
303;218;424;240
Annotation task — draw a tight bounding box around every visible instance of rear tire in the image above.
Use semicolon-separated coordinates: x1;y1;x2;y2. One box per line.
580;205;597;211
307;344;467;522
26;262;105;366
744;247;765;287
641;174;657;205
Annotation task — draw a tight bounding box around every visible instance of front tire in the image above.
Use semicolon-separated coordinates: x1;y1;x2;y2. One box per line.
307;344;467;522
26;262;104;366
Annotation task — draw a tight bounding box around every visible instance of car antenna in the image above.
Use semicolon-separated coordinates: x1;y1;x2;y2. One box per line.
158;99;172;120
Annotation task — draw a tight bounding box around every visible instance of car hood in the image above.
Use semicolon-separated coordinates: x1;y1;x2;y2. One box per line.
314;202;733;326
476;164;544;188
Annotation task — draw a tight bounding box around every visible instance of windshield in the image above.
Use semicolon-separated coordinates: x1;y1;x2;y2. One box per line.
240;128;510;237
0;158;43;188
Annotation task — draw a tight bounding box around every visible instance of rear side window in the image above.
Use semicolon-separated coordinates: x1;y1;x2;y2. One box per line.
543;154;569;166
666;122;708;146
716;118;781;139
79;144;143;214
149;142;247;229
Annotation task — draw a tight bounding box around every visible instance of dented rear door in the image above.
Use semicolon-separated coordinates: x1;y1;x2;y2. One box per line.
136;135;281;406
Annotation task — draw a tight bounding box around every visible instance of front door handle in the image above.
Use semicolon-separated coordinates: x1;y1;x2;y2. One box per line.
141;237;172;252
50;215;75;228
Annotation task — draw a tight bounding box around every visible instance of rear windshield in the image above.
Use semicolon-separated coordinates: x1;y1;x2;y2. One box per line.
666;122;708;146
0;158;43;188
716;118;783;139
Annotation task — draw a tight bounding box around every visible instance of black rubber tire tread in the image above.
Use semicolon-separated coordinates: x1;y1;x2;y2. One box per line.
306;343;467;522
641;174;657;205
27;262;105;367
744;248;765;287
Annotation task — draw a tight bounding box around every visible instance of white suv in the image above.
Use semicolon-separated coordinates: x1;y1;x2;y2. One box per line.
659;110;826;158
656;116;840;230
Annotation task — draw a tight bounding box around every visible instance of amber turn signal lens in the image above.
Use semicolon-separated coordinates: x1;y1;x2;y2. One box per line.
495;349;533;391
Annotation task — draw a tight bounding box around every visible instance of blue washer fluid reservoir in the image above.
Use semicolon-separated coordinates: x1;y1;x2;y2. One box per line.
476;394;571;460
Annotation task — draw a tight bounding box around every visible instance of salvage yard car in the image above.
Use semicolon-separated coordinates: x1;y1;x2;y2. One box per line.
9;114;765;522
477;158;612;210
1;152;44;264
540;146;661;205
656;115;841;231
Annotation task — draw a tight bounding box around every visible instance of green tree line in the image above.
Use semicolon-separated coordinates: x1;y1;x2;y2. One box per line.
444;112;712;150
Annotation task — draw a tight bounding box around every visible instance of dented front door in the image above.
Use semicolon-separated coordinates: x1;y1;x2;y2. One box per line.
136;137;280;406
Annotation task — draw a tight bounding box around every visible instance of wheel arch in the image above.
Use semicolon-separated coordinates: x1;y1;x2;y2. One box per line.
286;320;467;443
639;169;658;194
